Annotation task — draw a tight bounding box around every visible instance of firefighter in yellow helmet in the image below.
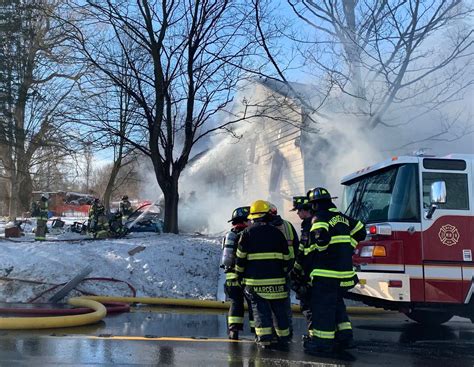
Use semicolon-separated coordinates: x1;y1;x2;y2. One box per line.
300;188;366;355
235;200;291;350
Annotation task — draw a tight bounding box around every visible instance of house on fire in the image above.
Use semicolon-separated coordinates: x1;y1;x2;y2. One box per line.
184;78;328;223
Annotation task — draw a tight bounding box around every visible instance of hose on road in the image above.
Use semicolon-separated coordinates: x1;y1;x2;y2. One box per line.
0;301;129;316
82;295;383;314
0;297;106;330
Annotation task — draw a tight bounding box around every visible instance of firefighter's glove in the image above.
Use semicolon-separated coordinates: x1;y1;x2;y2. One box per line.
290;280;307;299
289;269;302;284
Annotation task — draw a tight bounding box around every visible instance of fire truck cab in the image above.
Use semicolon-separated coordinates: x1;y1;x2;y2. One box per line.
341;154;474;325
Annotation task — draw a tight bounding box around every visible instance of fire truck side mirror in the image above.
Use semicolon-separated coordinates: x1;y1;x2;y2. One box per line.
430;181;447;204
426;181;447;219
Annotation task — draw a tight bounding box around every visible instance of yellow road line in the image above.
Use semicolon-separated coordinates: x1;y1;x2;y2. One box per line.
49;335;253;343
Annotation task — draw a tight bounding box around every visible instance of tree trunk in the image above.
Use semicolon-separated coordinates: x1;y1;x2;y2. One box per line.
103;159;121;213
162;177;179;234
341;1;367;114
8;171;19;219
18;168;32;214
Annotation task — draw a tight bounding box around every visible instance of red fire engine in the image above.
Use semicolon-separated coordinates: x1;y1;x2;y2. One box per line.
341;153;473;325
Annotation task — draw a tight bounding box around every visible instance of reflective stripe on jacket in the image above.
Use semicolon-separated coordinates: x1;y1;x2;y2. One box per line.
235;222;290;299
305;207;365;281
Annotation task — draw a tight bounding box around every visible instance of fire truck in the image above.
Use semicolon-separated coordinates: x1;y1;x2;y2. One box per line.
341;153;473;325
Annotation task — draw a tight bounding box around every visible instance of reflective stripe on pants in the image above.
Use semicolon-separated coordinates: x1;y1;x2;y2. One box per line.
244;286;291;343
224;281;253;331
310;277;353;343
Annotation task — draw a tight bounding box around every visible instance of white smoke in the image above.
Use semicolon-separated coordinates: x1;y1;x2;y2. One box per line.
141;20;474;233
304;116;385;201
180;123;264;234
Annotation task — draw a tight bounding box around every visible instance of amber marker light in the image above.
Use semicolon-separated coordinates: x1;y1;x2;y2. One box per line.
372;245;387;257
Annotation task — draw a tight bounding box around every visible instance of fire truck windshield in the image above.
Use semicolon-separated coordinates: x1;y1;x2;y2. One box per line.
341;163;420;223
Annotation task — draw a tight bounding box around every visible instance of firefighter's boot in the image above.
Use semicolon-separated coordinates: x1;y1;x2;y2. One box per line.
228;329;239;340
336;336;355;350
303;337;334;356
301;334;311;343
335;328;355;350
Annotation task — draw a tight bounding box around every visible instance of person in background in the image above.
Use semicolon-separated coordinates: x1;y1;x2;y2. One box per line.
88;198;109;239
236;200;291;350
301;187;366;355
220;206;253;340
119;195;133;219
33;193;49;241
268;202;299;338
289;195;314;338
269;203;299;268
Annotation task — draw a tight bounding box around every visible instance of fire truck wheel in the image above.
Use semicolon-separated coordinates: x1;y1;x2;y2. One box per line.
405;310;453;326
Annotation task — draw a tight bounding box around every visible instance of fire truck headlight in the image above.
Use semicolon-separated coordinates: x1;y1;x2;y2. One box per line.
360;246;374;257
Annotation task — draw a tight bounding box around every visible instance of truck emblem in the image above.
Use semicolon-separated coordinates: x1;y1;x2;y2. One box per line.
438;224;460;246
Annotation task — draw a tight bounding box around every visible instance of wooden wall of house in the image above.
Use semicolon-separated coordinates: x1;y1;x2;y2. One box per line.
188;81;306;226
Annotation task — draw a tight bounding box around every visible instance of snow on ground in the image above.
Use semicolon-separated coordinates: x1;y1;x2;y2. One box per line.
0;219;222;303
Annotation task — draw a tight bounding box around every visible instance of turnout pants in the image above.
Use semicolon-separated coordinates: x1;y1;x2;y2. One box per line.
245;286;291;344
35;219;47;241
298;286;312;330
224;279;254;331
94;215;110;239
309;277;353;347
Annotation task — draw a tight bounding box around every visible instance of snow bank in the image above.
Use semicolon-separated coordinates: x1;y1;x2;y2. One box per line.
0;230;221;303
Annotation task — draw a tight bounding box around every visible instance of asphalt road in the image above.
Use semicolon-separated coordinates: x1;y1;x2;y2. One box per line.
1;306;474;366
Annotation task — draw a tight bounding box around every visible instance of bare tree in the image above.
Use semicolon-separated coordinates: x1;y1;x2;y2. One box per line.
66;47;141;212
0;0;82;217
89;159;140;209
65;0;265;233
283;0;473;130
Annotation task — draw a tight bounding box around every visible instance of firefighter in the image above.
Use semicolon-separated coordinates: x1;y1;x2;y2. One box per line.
88;198;109;239
109;211;128;238
269;203;299;269
268;202;299;338
33;193;49;241
235;200;291;350
289;196;314;334
88;198;99;233
119;195;133;219
220;206;253;340
302;187;366;355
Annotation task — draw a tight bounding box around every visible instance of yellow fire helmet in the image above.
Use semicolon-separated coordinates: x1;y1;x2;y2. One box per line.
248;200;271;220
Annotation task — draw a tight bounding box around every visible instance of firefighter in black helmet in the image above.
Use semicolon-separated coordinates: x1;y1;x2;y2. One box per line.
236;200;291;350
220;206;253;340
33;193;49;241
119;195;133;219
301;187;365;355
88;198;109;239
